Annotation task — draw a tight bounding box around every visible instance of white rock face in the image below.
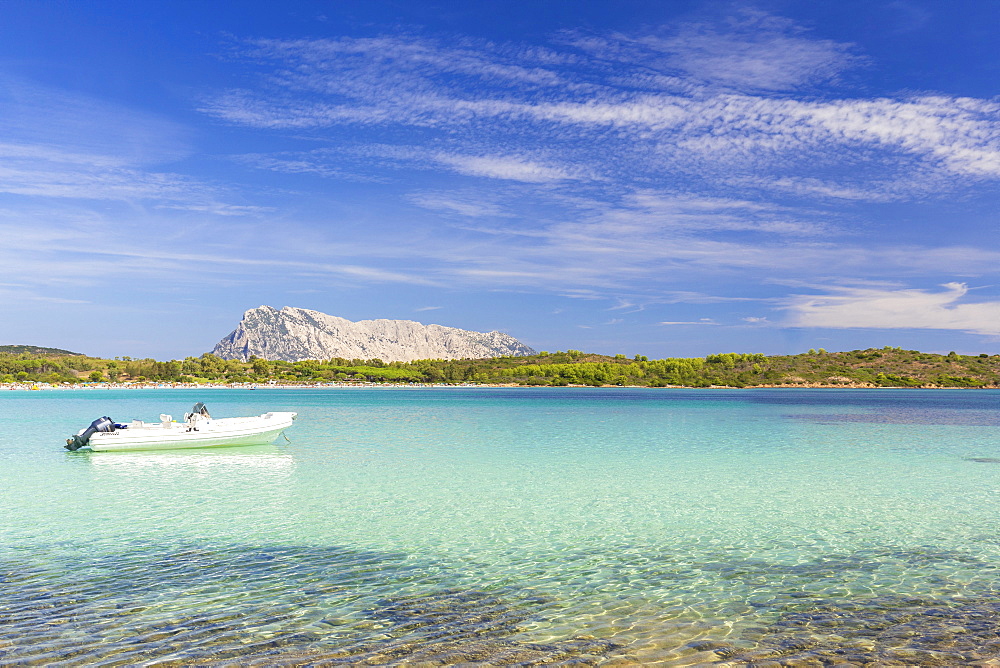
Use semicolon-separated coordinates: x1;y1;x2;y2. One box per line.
212;306;536;362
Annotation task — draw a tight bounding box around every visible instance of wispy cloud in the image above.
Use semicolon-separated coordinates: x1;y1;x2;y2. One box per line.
0;206;442;292
157;203;276;216
0;142;201;201
408;192;511;218
431;153;584;182
233;149;378;181
608;299;643;312
0;80;259;212
0;283;91;305
243;34;573;90
201;21;1000;205
0;78;192;164
659;319;720;325
366;144;591;183
569;8;864;91
739;176;907;202
785;282;1000;335
239;144;586;184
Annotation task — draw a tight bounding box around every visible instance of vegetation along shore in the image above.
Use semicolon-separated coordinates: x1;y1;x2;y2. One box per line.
3;345;1000;389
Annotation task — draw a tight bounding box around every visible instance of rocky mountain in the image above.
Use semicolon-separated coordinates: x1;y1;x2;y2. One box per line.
212;306;536;363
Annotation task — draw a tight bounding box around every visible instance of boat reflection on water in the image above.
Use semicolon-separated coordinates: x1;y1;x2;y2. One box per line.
84;444;296;478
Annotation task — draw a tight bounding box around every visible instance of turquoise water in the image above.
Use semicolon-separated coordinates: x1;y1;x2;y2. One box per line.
2;388;1000;665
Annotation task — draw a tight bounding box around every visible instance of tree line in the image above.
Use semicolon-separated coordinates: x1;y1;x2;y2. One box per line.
3;346;1000;388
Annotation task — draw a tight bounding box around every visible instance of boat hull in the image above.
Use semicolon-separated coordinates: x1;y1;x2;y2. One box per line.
86;412;297;452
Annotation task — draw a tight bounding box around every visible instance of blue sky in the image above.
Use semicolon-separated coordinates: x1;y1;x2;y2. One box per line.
3;0;1000;360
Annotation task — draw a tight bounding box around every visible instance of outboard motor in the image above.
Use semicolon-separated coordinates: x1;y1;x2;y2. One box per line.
65;416;116;451
184;402;210;420
184;402;210;431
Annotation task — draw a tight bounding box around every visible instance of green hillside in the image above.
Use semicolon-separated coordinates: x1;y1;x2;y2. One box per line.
2;346;999;387
0;345;83;356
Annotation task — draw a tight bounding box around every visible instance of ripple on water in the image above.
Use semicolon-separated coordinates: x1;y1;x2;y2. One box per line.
0;542;629;665
5;389;1000;664
4;541;1000;665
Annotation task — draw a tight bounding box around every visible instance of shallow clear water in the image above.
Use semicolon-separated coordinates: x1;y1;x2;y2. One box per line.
2;387;1000;665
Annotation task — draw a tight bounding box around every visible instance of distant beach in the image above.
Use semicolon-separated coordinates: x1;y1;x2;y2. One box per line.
3;380;993;391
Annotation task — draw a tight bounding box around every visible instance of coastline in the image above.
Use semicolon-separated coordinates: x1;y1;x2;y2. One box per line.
4;381;997;391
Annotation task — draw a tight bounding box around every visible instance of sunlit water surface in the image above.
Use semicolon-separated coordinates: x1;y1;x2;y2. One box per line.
2;388;1000;665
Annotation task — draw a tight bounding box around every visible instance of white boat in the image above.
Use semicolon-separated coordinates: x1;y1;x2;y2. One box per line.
65;403;297;452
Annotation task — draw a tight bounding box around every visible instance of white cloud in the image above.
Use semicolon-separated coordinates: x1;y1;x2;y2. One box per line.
0;283;91;305
432;153;583;182
253;144;586;184
659;319;720;325
0;82;262;212
0;78;192;165
201;26;1000;202
608;299;643;312
573;9;863;91
740;176;905;202
409;192;510;218
244;35;572;89
602;191;828;236
0;143;202;201
389;145;587;182
157;203;276;216
233;149;376;181
786;282;1000;335
0;206;443;292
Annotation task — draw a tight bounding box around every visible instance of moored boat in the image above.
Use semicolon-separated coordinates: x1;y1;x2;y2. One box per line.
65;403;297;452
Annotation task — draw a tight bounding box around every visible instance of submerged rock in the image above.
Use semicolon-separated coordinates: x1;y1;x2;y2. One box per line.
720;594;1000;665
